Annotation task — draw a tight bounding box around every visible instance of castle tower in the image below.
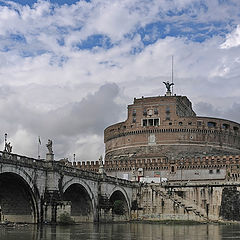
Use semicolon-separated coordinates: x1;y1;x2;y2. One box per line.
104;87;240;179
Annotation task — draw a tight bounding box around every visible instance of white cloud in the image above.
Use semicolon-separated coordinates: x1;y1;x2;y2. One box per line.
0;0;240;160
220;25;240;49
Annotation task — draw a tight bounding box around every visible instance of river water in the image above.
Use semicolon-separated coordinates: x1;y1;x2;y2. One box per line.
0;222;240;240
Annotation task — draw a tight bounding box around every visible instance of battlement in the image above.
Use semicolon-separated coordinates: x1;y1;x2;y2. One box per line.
58;154;240;176
104;155;240;169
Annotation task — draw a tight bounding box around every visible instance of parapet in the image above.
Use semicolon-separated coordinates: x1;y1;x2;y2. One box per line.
57;154;240;175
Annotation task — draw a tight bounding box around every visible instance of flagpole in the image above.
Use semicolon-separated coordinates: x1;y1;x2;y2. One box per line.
171;55;174;94
38;136;41;160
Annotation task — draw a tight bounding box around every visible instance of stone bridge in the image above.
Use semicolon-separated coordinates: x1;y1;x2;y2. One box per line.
0;152;138;224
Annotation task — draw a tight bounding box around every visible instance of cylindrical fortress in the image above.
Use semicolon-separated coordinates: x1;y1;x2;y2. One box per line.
104;95;240;163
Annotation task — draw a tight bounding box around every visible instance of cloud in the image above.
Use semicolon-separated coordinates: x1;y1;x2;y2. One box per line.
194;101;221;118
37;82;123;137
0;82;122;158
0;0;240;161
220;25;240;49
195;101;240;124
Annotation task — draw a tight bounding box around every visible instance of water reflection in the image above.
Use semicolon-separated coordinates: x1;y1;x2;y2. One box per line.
0;222;240;240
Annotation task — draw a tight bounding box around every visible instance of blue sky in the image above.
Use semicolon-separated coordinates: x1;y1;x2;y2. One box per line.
0;0;240;160
0;0;82;6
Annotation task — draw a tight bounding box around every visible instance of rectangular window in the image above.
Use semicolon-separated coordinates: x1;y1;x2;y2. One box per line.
142;118;160;126
149;119;153;126
208;122;216;128
143;119;147;126
222;123;229;130
154;119;159;126
166;106;170;113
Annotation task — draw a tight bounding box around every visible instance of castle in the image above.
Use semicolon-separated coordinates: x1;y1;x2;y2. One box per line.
76;83;240;183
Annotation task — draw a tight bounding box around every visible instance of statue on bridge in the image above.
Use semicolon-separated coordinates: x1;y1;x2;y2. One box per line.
4;142;12;153
99;155;105;174
46;139;53;154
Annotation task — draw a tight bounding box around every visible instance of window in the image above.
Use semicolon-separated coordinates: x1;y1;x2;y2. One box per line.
179;122;183;126
132;109;136;116
209;169;213;174
154;119;159;126
166;106;170;114
132;118;136;123
149;119;153;126
143;119;147;126
234;126;239;131
208;122;216;128
216;169;220;174
143;109;147;116
142;118;160;127
188;122;192;125
197;121;202;126
154;108;158;114
222;123;229;130
169;122;172;125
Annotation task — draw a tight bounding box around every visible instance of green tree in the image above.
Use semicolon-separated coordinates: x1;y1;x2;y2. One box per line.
58;212;75;225
113;200;125;215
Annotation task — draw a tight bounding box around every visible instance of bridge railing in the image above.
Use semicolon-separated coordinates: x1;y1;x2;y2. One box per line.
0;151;136;186
55;162;136;186
0;151;40;164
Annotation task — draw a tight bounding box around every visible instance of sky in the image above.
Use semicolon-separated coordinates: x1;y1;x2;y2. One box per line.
0;0;240;161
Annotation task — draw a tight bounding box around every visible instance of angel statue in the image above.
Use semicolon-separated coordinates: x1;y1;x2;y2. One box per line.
163;81;174;92
46;139;53;154
5;142;12;153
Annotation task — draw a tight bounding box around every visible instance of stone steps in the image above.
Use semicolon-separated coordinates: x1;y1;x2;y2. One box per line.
162;190;209;221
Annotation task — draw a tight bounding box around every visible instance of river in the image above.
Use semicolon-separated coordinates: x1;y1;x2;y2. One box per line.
0;222;240;240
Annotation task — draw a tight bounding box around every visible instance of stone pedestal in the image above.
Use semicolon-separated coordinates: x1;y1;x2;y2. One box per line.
165;91;171;96
99;165;105;174
2;152;11;159
46;153;54;161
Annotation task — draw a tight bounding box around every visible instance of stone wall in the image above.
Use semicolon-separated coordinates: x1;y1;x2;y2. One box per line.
104;155;240;182
219;187;240;221
132;183;228;222
105;126;240;158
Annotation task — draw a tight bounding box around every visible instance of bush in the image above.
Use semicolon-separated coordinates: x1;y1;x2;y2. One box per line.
58;212;75;225
113;200;125;215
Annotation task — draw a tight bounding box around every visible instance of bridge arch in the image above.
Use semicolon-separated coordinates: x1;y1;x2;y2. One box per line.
0;169;39;223
109;186;131;220
62;179;96;222
0;165;38;192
